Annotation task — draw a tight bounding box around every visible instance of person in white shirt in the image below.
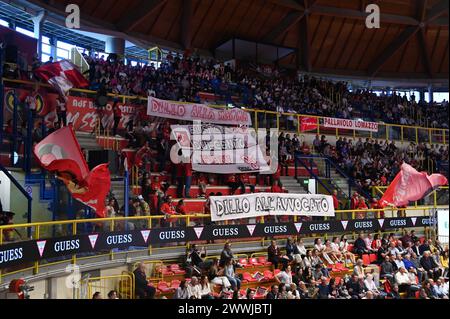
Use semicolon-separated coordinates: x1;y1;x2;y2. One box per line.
187;276;202;299
394;254;406;270
199;275;213;299
364;274;381;298
275;265;293;285
433;278;448;299
287;283;300;299
388;242;400;256
395;267;413;297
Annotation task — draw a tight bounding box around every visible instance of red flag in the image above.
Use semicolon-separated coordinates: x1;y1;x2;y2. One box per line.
380;163;448;207
300;117;318;132
33;125;110;217
34;60;89;96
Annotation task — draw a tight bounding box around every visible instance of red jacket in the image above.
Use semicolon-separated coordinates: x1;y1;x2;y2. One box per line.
271;185;283;193
332;195;339;209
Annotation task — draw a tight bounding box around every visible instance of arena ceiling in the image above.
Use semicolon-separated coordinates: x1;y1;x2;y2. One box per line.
14;0;450;81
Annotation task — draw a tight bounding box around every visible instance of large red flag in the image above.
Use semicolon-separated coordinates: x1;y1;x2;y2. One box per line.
380;163;448;207
34;60;89;96
33;125;110;217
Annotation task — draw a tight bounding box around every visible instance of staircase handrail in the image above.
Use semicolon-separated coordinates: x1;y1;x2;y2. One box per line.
293;156;333;195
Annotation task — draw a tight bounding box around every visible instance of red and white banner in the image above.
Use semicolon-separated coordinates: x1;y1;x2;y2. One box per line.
323;117;379;132
147;97;252;126
66;96;146;132
300;116;318;132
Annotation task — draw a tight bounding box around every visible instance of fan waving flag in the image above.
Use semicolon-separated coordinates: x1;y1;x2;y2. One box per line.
33;125;111;217
34;60;89;96
380;163;448;207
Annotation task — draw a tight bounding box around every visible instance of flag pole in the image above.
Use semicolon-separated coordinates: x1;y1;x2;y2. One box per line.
124;157;129;231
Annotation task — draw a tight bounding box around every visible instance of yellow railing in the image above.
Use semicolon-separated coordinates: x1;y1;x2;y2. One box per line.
2;78;448;146
82;273;134;299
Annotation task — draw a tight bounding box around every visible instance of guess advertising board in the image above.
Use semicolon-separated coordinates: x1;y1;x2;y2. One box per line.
0;216;434;268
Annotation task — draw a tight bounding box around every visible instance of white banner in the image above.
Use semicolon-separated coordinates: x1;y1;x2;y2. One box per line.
210;192;335;221
323;117;379;132
171;124;272;174
147;97;252;126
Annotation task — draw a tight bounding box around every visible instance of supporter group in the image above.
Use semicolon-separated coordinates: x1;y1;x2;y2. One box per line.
3;51;449;300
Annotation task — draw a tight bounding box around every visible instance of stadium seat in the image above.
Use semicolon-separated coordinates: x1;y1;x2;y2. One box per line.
257;256;272;266
242;272;258;282
362;254;371;266
347;244;354;252
263;270;274;280
170;264;186;274
239;258;249;267
157;281;173;293
274;269;281;276
170;280;181;289
249;257;263;266
369;254;377;263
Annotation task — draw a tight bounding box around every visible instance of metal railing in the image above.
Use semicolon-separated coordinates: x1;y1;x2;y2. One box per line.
80;273;135;299
2;78;448;146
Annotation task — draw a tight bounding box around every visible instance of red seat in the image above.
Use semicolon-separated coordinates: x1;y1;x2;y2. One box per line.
274;269;281;275
243;272;258;282
419;237;426;244
369;254;377;263
347;244;354;252
157;281;173;292
239;258;249;267
257;256;272;266
170;280;180;289
362;254;371;266
263;270;274;280
249;257;262;266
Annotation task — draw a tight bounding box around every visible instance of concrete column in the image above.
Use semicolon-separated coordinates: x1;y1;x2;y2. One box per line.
31;10;46;59
105;37;125;56
428;84;433;104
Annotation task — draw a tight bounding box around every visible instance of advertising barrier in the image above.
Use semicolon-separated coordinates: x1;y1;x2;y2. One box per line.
0;216;433;268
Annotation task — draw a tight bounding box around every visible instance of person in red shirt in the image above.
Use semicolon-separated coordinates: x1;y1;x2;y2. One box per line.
239;173;255;193
197;173;208;198
112;100;122;136
176;199;187;226
350;192;359;210
332;190;339;210
160;196;177;227
270;179;284;193
370;198;384;219
355;196;368;219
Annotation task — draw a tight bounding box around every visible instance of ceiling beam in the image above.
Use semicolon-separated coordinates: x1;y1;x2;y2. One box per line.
180;0;193;49
417;28;433;78
297;12;311;72
266;0;304;11
309;4;420;26
262;11;305;42
425;0;448;24
368;26;419;77
116;0;167;32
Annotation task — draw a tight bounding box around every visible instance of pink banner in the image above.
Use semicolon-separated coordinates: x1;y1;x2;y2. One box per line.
323;117;379;132
147;97;252;126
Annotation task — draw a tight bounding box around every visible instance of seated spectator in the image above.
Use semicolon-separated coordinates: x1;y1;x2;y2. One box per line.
353;259;365;278
92;292;102;299
353;232;368;256
364;274;382;298
388;284;401;299
224;258;241;291
432;278;448;299
395;267;413;297
266;285;280;299
187;276;202;299
107;290;119;299
267;240;288;269
287;283;300;299
421;251;442;281
380;255;395;282
346;274;364;299
133;263;156;299
208;258;231;290
219;242;235;267
199;275;214;299
174;280;189;299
